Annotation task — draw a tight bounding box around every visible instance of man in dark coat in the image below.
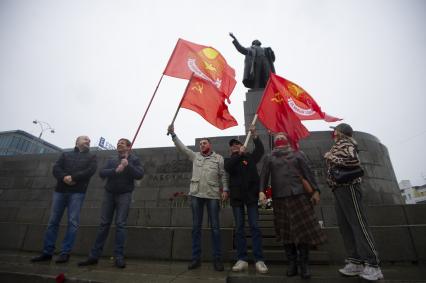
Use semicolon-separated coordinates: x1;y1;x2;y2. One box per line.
31;136;97;264
229;32;275;89
224;126;268;273
78;138;144;268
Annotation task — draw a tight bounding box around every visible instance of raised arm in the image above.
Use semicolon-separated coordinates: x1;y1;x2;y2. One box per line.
249;126;264;164
229;32;248;55
167;125;196;161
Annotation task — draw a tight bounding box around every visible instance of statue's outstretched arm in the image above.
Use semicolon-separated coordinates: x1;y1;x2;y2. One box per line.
229;33;248;55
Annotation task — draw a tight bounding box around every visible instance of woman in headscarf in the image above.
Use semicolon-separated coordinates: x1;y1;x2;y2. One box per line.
324;123;383;281
259;132;325;279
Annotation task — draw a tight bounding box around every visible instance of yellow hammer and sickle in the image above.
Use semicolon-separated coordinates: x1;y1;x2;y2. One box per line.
271;92;284;104
288;84;304;98
192;82;203;94
204;61;217;72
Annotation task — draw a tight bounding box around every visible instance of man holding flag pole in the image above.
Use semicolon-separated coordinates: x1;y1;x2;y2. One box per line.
161;38;239;271
224;124;269;274
167;124;228;271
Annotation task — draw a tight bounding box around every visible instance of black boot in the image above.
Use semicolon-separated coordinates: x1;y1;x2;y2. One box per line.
284;244;298;277
78;257;98;267
298;244;311;279
30;253;52;263
187;259;201;270
213;258;224;272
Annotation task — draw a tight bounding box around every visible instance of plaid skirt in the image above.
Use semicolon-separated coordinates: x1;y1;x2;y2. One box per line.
273;194;326;246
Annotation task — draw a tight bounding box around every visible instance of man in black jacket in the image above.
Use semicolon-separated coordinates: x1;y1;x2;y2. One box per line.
78;138;144;268
31;136;97;264
224;126;268;273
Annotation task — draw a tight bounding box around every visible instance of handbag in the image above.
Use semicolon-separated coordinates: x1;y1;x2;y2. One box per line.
330;166;364;184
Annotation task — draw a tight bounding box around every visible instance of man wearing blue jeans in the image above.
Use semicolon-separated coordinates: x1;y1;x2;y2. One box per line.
224;126;268;273
78;138;144;268
31;136;97;264
167;125;228;271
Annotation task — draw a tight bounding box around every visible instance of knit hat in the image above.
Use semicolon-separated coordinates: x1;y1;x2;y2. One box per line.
330;123;353;137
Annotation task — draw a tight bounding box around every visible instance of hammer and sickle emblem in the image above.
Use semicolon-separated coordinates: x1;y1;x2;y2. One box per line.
271;92;284;104
204;61;217;72
288;84;304;98
191;82;203;93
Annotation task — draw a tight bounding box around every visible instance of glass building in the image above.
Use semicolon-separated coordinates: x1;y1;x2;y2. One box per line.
0;130;62;156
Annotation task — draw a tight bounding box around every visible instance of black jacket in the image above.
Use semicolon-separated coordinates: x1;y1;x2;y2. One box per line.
224;137;264;206
100;153;144;194
259;147;319;199
52;147;97;193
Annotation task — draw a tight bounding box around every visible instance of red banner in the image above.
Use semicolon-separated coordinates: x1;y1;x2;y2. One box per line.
269;73;341;122
181;76;238;130
257;76;310;145
164;38;236;99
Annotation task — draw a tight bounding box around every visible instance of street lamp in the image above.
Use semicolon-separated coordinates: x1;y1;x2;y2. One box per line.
33;119;55;139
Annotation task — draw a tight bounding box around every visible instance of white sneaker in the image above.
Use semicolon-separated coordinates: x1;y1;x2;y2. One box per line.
255;261;268;274
338;262;364;276
232;260;248;272
359;265;384;281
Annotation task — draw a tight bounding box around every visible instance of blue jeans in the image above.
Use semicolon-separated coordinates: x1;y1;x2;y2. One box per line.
43;192;86;255
233;203;264;261
90;191;132;259
191;196;221;261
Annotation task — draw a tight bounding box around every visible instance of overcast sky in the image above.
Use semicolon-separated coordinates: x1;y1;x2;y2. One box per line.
0;0;425;185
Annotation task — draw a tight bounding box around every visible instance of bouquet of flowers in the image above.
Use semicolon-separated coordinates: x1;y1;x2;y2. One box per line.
258;186;273;209
169;191;188;208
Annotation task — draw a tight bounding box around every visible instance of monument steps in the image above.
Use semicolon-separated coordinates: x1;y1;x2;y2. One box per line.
228;249;330;264
0;251;425;283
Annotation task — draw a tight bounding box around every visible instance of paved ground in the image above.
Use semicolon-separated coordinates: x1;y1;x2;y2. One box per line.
0;251;425;283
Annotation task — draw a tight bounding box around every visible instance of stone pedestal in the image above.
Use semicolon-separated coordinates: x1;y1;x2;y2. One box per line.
243;89;273;152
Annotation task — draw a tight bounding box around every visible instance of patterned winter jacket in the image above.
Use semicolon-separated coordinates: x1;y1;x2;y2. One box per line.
324;136;362;188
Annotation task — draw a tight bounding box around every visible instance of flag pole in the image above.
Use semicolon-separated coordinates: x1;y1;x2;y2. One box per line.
130;74;165;149
167;73;195;134
243;114;258;147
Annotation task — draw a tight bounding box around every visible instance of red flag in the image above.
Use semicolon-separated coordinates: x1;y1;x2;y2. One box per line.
163;38;236;99
269;73;341;122
181;76;238;130
257;76;309;144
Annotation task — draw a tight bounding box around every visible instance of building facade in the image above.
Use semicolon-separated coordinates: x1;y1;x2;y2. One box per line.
399;180;426;204
0;130;62;156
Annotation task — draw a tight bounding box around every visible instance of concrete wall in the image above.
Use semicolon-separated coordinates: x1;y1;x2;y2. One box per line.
0;204;425;262
0;165;425;264
0;136;418;263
